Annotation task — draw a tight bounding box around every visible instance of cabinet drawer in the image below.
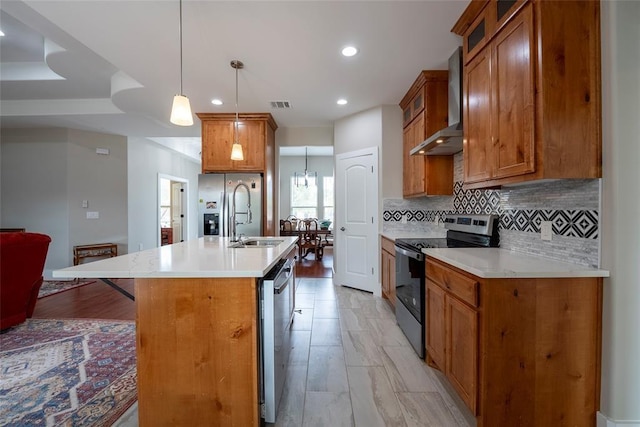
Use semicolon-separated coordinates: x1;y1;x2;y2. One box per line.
426;260;478;307
381;236;396;254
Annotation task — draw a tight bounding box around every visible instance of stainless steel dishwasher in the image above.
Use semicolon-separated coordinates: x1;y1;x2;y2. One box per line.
259;258;294;423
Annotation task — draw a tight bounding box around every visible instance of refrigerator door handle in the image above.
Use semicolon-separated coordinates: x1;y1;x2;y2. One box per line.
221;190;228;237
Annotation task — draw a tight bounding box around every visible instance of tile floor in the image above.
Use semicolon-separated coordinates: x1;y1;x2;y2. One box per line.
272;277;476;427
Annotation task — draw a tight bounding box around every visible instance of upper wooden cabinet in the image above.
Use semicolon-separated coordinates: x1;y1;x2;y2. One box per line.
453;0;602;189
197;113;277;173
399;71;454;198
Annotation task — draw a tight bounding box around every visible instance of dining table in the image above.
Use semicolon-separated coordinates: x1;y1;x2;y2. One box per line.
279;228;333;260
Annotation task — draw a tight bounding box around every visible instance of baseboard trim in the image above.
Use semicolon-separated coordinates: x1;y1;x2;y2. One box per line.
598;412;640;427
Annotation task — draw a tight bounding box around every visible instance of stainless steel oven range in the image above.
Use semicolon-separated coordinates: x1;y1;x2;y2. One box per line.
394;214;499;358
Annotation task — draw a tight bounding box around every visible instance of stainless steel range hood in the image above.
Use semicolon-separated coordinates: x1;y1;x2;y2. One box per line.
410;47;463;156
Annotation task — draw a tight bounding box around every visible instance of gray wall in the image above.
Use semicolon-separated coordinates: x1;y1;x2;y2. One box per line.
127;137;200;253
1;128;127;277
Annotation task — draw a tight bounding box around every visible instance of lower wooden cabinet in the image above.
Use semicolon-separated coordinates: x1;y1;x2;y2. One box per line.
426;278;478;413
380;236;396;307
425;257;603;426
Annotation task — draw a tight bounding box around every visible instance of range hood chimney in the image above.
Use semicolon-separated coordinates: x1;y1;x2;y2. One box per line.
410;47;463;156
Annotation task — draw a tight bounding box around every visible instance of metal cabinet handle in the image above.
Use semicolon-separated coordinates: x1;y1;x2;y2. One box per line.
340;227;346;231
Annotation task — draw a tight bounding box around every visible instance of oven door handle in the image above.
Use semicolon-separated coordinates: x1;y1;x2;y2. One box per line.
395;246;423;261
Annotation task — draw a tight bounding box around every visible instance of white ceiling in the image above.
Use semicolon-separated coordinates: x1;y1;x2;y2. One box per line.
0;0;466;159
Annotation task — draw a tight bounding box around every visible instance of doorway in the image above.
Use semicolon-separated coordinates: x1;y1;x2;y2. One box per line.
158;174;188;247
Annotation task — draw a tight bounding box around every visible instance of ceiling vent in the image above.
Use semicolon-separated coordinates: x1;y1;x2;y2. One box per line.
270;101;292;109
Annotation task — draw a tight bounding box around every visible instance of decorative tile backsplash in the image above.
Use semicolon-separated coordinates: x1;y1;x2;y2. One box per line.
383;154;601;267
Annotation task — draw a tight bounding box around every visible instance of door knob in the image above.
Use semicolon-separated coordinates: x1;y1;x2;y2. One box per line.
340;227;346;231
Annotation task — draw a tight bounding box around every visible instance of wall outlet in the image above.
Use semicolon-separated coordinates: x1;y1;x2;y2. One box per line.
541;221;553;241
86;211;99;219
401;214;408;224
138;243;143;251
82;200;89;208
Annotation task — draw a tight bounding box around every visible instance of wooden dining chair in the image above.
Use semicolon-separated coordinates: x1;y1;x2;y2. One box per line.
299;219;323;260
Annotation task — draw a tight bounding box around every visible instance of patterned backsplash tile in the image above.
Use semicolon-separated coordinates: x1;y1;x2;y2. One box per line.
383;155;601;266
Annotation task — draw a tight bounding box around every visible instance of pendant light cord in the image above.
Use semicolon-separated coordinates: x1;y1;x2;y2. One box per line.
178;0;184;95
235;62;239;144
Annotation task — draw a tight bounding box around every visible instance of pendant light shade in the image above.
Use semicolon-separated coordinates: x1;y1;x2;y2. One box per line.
169;0;193;126
230;59;244;161
170;94;193;126
231;143;244;161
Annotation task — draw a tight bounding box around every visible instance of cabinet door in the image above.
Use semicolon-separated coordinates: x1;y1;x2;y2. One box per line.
202;121;234;172
446;295;478;414
389;254;396;308
491;3;535;179
381;249;390;297
402;115;424;197
464;47;493;184
202;120;265;172
426;280;446;371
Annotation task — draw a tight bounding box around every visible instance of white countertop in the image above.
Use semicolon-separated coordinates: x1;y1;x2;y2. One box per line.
381;231;445;241
53;236;299;279
422;247;610;279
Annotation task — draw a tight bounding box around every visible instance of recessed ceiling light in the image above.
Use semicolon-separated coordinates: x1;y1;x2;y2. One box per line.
341;46;358;57
211;99;223;105
337;99;348;105
0;30;5;37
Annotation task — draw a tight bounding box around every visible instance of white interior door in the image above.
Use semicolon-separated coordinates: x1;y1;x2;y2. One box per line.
335;147;379;294
171;182;184;242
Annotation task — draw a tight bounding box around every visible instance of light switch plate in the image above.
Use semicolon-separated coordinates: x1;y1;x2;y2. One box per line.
86;211;99;219
541;221;552;241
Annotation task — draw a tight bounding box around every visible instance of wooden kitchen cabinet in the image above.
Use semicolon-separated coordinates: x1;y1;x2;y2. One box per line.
197;113;277;174
380;236;396;308
426;261;479;413
425;256;603;426
399;71;454;198
453;0;602;189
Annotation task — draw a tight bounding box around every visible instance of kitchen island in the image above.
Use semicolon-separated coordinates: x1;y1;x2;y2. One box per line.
53;236;298;427
421;247;608;427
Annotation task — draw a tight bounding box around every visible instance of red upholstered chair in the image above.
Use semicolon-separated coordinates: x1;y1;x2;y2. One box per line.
0;232;52;330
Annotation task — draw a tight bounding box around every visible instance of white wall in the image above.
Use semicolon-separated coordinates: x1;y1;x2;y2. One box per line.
599;0;640;423
127;137;200;253
334;107;383;156
279;155;334;219
381;104;403;198
0;128;127;277
277;127;334;147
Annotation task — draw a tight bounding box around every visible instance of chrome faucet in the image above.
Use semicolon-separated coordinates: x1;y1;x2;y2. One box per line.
230;182;252;242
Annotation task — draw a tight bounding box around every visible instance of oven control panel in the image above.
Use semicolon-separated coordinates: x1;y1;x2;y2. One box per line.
443;214;497;237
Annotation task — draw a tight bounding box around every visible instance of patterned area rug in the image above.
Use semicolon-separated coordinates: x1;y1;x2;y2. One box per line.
38;280;96;299
0;318;137;426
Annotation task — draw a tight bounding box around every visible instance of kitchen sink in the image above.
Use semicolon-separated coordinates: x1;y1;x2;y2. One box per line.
229;239;284;248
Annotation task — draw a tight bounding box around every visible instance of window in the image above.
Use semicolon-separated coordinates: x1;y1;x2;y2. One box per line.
290;174;334;224
160;178;172;228
290;176;317;219
323;176;334;225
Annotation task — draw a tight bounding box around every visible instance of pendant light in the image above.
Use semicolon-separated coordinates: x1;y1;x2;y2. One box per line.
169;0;193;126
230;59;244;161
294;147;317;188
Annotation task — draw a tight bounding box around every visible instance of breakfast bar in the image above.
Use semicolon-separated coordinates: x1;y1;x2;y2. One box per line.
54;236;298;427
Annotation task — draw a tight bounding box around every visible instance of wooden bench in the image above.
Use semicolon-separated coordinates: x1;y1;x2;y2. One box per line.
73;243;118;265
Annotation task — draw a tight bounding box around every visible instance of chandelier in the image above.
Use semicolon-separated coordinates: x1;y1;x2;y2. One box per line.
294;147;317;188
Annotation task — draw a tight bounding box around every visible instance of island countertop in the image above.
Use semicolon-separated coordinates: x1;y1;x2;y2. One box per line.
423;247;610;279
52;236;299;279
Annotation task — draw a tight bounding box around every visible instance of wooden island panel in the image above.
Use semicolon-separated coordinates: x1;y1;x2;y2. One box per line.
135;277;259;426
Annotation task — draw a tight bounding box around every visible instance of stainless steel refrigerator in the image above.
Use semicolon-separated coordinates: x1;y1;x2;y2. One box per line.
197;173;263;238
